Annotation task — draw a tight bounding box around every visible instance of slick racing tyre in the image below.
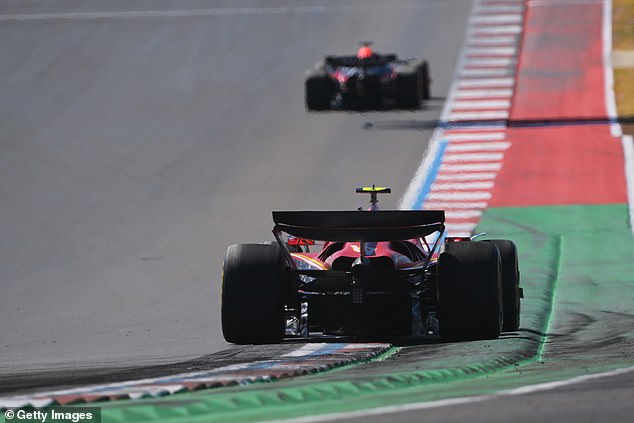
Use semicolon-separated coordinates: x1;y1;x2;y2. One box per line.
418;61;431;100
396;68;421;110
305;72;333;111
485;239;521;331
221;243;286;344
439;241;503;340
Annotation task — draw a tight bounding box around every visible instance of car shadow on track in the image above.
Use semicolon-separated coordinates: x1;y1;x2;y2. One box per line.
365;113;634;131
358;98;445;131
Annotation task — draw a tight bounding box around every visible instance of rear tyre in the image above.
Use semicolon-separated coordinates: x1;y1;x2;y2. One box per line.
439;241;503;340
221;243;286;344
486;239;520;331
418;61;431;100
396;68;421;109
305;72;333;111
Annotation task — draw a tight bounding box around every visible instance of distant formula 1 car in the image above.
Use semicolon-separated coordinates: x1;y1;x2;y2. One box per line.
221;186;522;344
305;42;431;111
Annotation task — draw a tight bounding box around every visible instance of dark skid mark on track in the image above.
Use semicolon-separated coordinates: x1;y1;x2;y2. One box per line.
0;345;293;395
553;311;634;353
363;120;438;131
364;114;634;132
0;337;391;396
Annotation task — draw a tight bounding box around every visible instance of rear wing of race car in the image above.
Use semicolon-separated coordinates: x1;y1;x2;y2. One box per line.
325;54;398;67
272;210;445;273
272;210;444;242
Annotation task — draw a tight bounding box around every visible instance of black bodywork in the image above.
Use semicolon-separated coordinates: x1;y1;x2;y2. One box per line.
305;53;431;111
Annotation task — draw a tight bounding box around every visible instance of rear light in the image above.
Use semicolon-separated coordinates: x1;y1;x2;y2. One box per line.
288;237;315;246
445;237;471;243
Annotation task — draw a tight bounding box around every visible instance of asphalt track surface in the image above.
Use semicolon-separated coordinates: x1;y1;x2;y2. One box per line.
3;1;633;422
0;0;470;390
333;369;634;423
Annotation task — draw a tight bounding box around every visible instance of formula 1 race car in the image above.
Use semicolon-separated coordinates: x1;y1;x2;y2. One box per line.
221;186;521;344
305;42;431;111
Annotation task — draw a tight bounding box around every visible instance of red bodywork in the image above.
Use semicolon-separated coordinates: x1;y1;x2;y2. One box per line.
291;239;431;272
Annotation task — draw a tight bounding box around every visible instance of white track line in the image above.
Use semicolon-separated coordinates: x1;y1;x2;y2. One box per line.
446;142;511;152
602;0;633;234
453;100;512;109
475;5;524;13
458;78;515;88
399;133;446;209
461;68;514;77
470;25;523;34
401;0;519;219
424;201;489;209
603;0;621;137
435;172;498;181
445;210;484;219
468;36;519;46
282;343;329;357
455;89;513;98
439;162;503;172
465;57;517;66
471;14;523;24
466;47;518;56
266;366;634;423
431;181;495;191
448;110;510;120
427;191;493;201
444;132;506;141
442;152;505;162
